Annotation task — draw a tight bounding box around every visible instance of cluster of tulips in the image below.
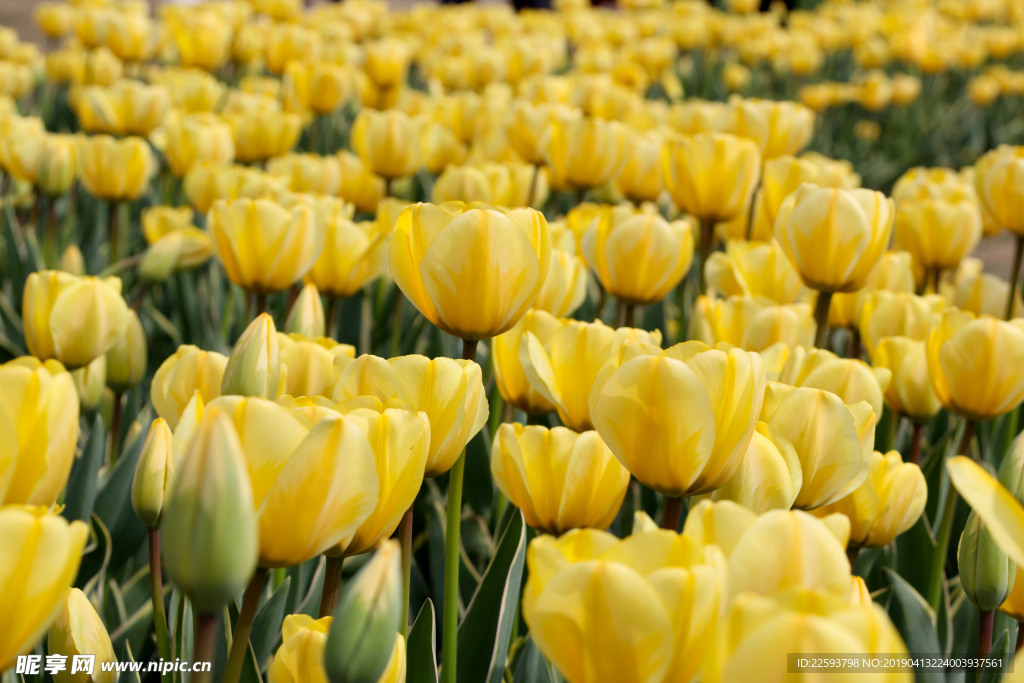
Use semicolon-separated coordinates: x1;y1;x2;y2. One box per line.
6;0;1024;681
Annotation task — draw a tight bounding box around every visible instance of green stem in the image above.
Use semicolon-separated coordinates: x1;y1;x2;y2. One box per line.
192;613;218;683
1007;234;1023;321
390;294;406;358
148;528;173;683
399;506;413;638
526;164;540;209
697;219;714;294
927;420;976;610
223;568;268;683
813;291;833;350
108;200;120;265
319;555;345;619
109;391;124;465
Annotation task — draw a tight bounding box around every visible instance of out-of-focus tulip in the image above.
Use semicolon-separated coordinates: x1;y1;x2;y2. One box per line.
77;135;154;201
37;134;78;196
926;308;1024;421
617;130;664;203
493;309;561;416
208;197;325;294
264;24;322;75
0;507;88;671
351;109;422;180
492;423;629;534
35;3;75;39
533;248;588;317
0;357;79;506
662;132;761;224
705;239;803;303
225;110;303;164
141;206;194;244
72;355;105;412
689;295;816;352
169;11;232;72
104;309;146;393
507;101;580;167
325;541;402;683
161;407;258;611
541;115;628;191
364;39;413;89
74;80;169;136
581;206;694;306
389;202;550;340
811;450;926;548
58;245;85;276
959;511;1015;612
520;318;661;431
337;151;386;213
420;122;467;175
705;421;802;513
523;529;726;683
728;97;816;159
131;418;173;528
859;291;944;357
778;346;890;417
183;163;286;215
284;61;357;116
775;184;895;293
952;264;1024;319
828;251;916;329
161;112;234;178
48;588;117;682
139;229;214;281
221;314;281;400
150;345;227;429
106;11;153;63
285;284;326;339
23;270;130;369
894;190;982;272
760;383;875;509
333;354;488;477
305;214;387;299
975;146;1024;235
278;334;355;399
873;337;941;422
267;154;343;196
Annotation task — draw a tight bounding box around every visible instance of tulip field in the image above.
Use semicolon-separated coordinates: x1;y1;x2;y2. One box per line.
8;0;1024;681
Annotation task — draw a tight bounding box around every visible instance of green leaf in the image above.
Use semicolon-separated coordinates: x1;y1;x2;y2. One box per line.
407;599;438;683
93;424;149;572
513;638;560;683
884;569;944;683
894;517;936;598
250;576;292;667
979;629;1013;683
457;510;527;683
64;414;106;522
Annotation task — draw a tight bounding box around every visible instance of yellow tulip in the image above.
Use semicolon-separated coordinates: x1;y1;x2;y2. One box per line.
0;121;46;185
106;11;153;63
336;151;386;213
225;110;303;164
690;295;816;352
533;248;588;318
183;163;286;214
267;154;343;196
705;239;803;304
0;506;89;671
681;499;757;557
775;183;895;293
140;206;193;244
77;135;154;201
284;61;357;116
71;355;105;412
333;354;488;477
37;134;78;197
523;529;726;683
493;309;561;416
48;588;117;683
363;39;413;89
727;97;816;159
975;145;1024;235
580;206;694;306
131;418;173;528
150;67;226;114
351;109;423;180
389;202;550;340
301;206;386;299
0;357;79;506
617;129;664;203
23;270;130;369
520;318;661;431
104;308;146;392
858;291;945;357
150;345;227;429
268;614;332;683
829;251;916;329
705;421;802;513
952;267;1024;319
208;197;325;294
760;383;875;509
161;112;234;178
169;11;232;72
420;122;467;175
753;154;862;241
34;3;75;39
139;229;214;281
74;80;169;136
264;24;322;75
894;191;982;272
507;101;581;167
892;166;971;204
431;165;496;205
662;132;761;224
778;346;891;416
540;115;628;191
278;334;355;399
872;337;941;422
492;423;629;534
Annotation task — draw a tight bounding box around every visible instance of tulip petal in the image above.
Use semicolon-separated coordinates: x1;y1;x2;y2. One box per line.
947;456;1024;568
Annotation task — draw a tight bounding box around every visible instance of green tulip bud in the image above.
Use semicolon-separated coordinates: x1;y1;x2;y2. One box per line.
139;239;178;282
161;407;258;613
105;309;147;392
131;418;173;528
958;510;1015;612
72;355;106;411
59;244;85;276
325;540;402;683
285;283;326;338
221;313;281;399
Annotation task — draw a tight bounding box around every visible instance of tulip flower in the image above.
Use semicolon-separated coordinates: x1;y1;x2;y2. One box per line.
225;110;303;164
492;423;629;534
104;309;146;393
23;270;130;369
975;145;1024;236
858;291;945;358
493;309;562;416
264;23;322;74
106;11;153;63
131;418;173;528
267;154;343;196
953;268;1024;319
73;80;170;136
873;337;942;423
363;39;414;88
283;61;356;115
222;314;282;400
161;112;235;177
77;135;154;201
617;129;664;203
0;507;89;671
507;101;581;167
304;210;387;299
333;354;488;477
419;122;467;175
34;3;74;39
540;115;628;191
150;345;227;429
269;615;406;683
778;346;891;417
705;421;802;513
681;499;758;557
389;202;550;341
828;251;916;330
661;131;761;225
689;295;816;352
592;345;764;497
168;11;233;71
926;308;1024;421
48;589;117;681
705;239;804;304
139;230;214;281
278;334;355;399
959;511;1015;613
284;284;326;339
727;97;816;159
71;355;105;412
893;190;982;273
0;357;79;506
36;134;78;196
533;249;587;318
351;109;423;180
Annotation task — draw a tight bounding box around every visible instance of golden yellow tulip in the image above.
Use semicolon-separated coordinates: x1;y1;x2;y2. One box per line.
0;506;89;671
268;614;332;683
140;206;194;244
617;129;664;203
705;421;802;513
363;39;413;89
975;145;1024;235
858;291;945;357
264;23;322;75
952;267;1024;319
351;109;423;180
778;346;891;416
150;67;226;114
297;200;385;299
389;202;550;340
727;97;816;159
689;295;816;352
540;115;628;191
661;131;761;224
74;80;169;136
23;270;130;369
492;423;629;534
431;165;496;205
278;334;355;399
705;239;803;304
106;11;153;63
507;101;581;167
225;110;303;164
267;154;342;196
828;251;916;329
36;134;78;196
34;3;75;39
150;345;227;429
48;588;117;683
333;354;488;477
894;191;982;272
681;499;758;557
139;229;214;281
161;112;234;178
77;134;154;201
493;309;561;416
284;61;357;116
872;337;941;422
183;163;286;214
336;151;386;213
168;11;232;72
533;248;588;318
420;122;467;175
0;357;79;506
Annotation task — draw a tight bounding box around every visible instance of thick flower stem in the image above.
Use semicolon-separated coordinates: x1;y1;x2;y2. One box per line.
813;291;834;350
909;421;924;465
109;391;124;465
662;496;683;531
319;555;345;618
1007;235;1024;321
326;296;338;340
390;294;406;357
148;528;173;683
928;420;976;611
1016;623;1024;653
979;610;994;661
192;613;219;683
441;338;478;683
108;200;120;265
697;219;714;294
223;567;268;683
399;506;413;638
526;164;541;210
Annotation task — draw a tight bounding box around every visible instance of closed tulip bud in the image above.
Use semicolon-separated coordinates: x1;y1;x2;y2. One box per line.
662;132;761;223
873;337;941;422
617;130;664;203
581;206;694;306
59;245;85;276
959;511;1015;612
209;198;324;294
284;61;356;116
104;309;146;392
523;529;726;683
533;249;588;317
779;346;891;417
161;112;235;177
0;357;79;505
0;507;88;671
337;151;386;213
48;588;117;682
927;308;1024;420
592;345;764;496
705;421;802;513
162;408;258;612
23;270;130;369
541;115;628;191
72;355;106;412
389;202;550;340
760;384;875;509
35;3;75;39
304;210;387;299
325;540;402;683
333;354;488;477
150;345;227;429
975;146;1024;235
775;184;895;293
507;102;581;166
139;229;214;281
493;309;561;416
131;418;173;528
285;283;326;339
37;134;78;196
728;97;816;160
77;135;154;201
225;111;303;164
278;334;355;399
222;314;282;400
351;109;422;180
705;239;804;303
169;12;232;72
812;450;927;548
492;423;629;534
